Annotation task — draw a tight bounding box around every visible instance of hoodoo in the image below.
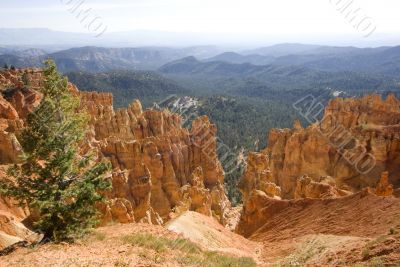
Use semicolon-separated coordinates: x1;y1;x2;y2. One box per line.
0;68;230;248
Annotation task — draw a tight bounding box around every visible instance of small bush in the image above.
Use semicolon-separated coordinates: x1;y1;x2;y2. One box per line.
362;235;387;260
362;248;370;260
92;231;106;241
203;251;256;267
370;257;384;267
113;259;131;267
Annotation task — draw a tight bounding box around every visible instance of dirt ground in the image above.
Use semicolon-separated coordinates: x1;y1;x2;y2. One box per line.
0;223;183;267
166;211;260;258
250;192;400;266
1;192;400;266
0;215;260;267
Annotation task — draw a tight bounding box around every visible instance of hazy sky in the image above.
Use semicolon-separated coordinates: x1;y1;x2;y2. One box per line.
1;0;399;47
1;0;398;33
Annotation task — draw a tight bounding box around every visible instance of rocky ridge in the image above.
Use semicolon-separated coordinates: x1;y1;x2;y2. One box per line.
237;94;400;243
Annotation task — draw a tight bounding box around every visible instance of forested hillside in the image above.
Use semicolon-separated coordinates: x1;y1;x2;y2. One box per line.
159;56;400;95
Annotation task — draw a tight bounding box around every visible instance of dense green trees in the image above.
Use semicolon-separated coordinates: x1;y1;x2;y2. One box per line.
0;60;111;242
198;96;304;204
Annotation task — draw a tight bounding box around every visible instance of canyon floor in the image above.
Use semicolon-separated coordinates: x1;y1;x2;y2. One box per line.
1;192;400;267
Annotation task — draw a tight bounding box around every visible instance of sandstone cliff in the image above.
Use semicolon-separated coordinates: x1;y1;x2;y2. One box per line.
237;94;400;238
241;94;400;200
83;95;230;225
0;68;230;248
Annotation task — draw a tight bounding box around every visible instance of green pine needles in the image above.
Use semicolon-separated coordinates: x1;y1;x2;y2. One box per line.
0;60;111;242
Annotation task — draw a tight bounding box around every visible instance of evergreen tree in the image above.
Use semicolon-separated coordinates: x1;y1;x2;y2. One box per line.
10;65;16;70
0;60;111;242
3;63;8;70
21;72;30;87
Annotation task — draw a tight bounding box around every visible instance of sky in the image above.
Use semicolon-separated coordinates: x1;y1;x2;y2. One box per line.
1;0;399;46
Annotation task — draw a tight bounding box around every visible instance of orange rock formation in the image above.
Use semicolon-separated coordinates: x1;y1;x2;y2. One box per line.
241;94;400;200
375;171;394;197
0;69;230;248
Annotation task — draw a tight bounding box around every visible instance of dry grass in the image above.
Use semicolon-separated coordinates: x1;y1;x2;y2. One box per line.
121;233;256;267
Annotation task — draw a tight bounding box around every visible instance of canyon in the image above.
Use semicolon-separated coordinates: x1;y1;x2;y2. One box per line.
0;67;399;266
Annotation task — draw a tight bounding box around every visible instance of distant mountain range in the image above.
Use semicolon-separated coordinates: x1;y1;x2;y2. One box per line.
1;43;399;79
203;44;400;78
242;43;324;57
0;46;224;72
1;43;400;99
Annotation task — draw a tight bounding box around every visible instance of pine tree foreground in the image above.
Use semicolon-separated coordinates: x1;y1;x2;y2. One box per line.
0;60;111;242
